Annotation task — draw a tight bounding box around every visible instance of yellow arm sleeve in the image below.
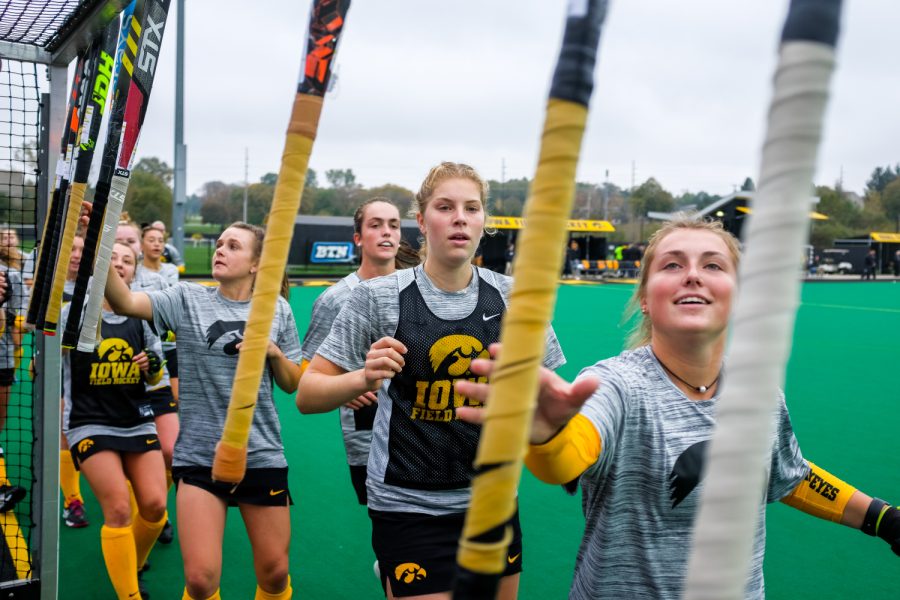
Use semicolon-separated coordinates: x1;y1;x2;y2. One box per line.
781;461;857;523
524;414;602;485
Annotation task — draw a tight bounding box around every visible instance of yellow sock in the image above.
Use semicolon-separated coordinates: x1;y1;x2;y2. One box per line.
133;510;166;571
0;451;8;485
13;345;22;370
100;525;139;600
126;481;139;524
59;451;82;508
255;575;292;600
182;588;221;600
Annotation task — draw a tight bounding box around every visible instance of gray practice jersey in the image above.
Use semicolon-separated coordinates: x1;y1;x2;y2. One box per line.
0;269;25;370
301;272;370;465
317;265;566;514
133;266;176;356
570;346;808;600
149;282;302;468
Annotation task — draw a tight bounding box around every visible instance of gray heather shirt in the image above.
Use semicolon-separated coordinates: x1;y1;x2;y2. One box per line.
317;265;566;514
571;346;808;600
149;282;302;468
134;265;176;354
130;268;171;388
301;272;370;466
0;269;25;370
143;262;179;287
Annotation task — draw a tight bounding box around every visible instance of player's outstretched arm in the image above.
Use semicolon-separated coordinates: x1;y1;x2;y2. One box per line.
781;461;900;556
104;263;152;321
455;343;598;443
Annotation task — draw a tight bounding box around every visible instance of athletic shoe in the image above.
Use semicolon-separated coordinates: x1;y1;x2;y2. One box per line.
138;567;150;600
63;499;89;528
0;485;25;513
157;519;174;544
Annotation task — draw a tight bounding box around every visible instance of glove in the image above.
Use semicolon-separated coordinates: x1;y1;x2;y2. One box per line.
862;498;900;556
144;348;165;377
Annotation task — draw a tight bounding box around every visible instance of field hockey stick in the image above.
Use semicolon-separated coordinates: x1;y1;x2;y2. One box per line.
62;0;141;348
454;1;608;596
212;0;351;483
74;0;173;352
39;18;120;336
26;51;88;327
39;25;118;335
684;1;844;598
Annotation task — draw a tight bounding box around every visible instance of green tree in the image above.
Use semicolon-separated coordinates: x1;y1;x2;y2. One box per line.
134;157;173;186
305;169;318;189
630;178;674;218
740;177;756;192
865;165;899;194
199;181;239;224
488;177;529;217
124;170;172;226
261;172;278;186
676;191;720;211
325;168;357;189
367;184;415;218
814;186;862;229
881;178;900;231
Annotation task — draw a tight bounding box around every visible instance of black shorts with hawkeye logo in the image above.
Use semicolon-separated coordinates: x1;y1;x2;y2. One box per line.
69;434;161;470
172;466;293;507
370;508;523;597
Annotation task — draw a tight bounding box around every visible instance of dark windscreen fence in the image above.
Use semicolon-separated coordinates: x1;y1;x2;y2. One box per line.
0;57;42;584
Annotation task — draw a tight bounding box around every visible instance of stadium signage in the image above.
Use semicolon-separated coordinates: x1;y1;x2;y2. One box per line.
310;241;355;263
486;216;615;232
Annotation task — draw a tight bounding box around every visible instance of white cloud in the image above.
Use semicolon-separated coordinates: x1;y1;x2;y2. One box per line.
128;0;899;199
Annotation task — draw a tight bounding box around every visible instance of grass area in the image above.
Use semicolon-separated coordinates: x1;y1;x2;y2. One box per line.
182;244;357;278
183;222;224;236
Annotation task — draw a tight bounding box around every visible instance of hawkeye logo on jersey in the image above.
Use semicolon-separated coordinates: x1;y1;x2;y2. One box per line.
411;335;488;422
89;338;141;385
206;320;246;356
77;439;94;453
394;562;427;584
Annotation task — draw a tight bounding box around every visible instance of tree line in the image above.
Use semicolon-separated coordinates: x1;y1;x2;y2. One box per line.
113;158;900;248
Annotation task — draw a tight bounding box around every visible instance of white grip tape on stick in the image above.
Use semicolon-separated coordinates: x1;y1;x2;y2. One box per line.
77;173;130;352
684;42;836;600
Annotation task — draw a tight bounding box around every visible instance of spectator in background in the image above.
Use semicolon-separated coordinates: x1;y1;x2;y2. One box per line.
150;220;185;273
893;249;900;277
862;248;877;280
565;239;581;279
505;241;516;276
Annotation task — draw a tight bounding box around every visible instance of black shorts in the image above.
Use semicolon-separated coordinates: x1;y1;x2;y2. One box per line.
172;465;294;507
69;434;161;470
146;386;178;416
349;464;368;505
370;508;523;597
0;368;13;386
164;348;178;378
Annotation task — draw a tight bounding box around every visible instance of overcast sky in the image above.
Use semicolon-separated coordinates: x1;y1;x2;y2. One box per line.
127;0;897;199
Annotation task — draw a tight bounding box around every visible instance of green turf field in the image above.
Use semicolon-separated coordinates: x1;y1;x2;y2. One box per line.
45;281;899;598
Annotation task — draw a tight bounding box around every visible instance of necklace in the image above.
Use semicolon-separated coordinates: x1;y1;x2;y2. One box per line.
652;351;720;394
